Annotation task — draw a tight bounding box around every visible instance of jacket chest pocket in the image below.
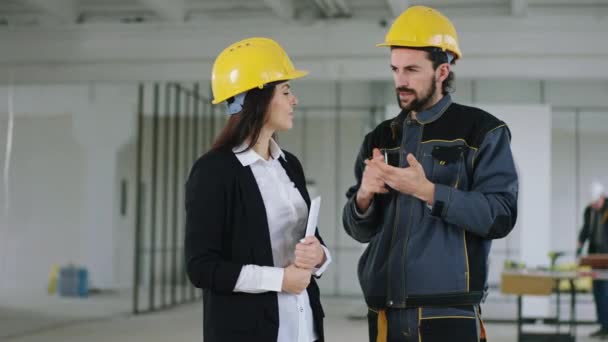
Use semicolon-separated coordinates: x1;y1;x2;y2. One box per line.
429;145;465;187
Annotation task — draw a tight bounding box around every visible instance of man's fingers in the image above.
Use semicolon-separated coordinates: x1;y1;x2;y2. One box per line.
369;159;395;175
372;148;383;160
407;153;420;167
366;186;389;194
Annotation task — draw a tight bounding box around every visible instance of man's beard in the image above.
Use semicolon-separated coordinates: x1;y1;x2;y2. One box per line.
396;77;437;113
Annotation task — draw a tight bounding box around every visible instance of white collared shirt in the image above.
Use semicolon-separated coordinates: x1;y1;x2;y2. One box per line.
232;139;331;342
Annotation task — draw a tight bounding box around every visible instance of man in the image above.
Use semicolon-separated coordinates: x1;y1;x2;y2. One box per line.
577;181;608;339
342;6;518;342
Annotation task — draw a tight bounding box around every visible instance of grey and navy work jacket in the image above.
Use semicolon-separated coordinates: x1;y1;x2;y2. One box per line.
343;95;518;310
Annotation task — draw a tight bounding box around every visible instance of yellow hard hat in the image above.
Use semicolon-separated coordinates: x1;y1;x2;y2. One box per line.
377;6;462;60
211;37;308;104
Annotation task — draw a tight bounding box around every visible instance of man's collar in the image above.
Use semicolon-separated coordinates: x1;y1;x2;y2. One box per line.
413;94;452;124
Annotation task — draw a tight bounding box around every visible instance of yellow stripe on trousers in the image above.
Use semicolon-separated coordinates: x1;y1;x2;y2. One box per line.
376;309;387;342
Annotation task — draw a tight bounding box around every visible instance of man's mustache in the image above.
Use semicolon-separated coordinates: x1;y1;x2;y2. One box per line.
396;87;415;94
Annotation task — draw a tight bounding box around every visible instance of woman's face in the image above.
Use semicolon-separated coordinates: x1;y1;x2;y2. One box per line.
265;81;299;132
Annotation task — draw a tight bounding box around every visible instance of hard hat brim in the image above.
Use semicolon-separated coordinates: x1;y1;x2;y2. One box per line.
212;69;308;105
376;41;462;59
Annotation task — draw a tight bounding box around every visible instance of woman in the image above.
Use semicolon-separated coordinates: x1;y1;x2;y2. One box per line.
185;37;330;342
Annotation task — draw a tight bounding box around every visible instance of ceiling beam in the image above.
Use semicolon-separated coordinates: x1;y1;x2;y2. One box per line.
326;0;352;17
22;0;77;24
137;0;185;22
314;0;351;18
261;0;295;20
0;16;607;82
511;0;528;17
386;0;409;18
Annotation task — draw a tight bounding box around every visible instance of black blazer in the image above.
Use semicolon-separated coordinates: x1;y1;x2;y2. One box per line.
185;148;325;342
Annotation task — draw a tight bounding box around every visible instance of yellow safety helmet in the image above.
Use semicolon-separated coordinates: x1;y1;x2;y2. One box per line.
211;37;308;104
377;6;462;60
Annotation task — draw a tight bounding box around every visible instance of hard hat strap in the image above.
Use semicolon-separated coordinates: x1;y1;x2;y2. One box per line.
226;92;247;115
446;52;454;64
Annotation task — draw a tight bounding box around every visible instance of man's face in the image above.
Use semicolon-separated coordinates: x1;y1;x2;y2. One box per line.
592;196;605;210
390;48;443;112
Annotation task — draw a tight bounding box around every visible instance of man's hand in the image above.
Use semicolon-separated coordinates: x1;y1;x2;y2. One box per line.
356;148;388;211
365;153;435;204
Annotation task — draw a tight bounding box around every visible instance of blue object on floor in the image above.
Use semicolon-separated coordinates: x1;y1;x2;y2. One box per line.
58;265;89;298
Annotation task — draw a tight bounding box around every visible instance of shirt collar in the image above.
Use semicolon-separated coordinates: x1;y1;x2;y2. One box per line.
233;138;285;166
414;94;452;124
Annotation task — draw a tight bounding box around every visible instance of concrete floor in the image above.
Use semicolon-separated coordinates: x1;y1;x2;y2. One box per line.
1;290;604;342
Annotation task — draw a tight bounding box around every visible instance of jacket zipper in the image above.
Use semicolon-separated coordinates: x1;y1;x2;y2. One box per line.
400;121;424;306
454;152;470;292
386;117;406;306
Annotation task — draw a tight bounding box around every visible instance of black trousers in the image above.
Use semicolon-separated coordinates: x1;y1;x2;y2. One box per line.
367;305;485;342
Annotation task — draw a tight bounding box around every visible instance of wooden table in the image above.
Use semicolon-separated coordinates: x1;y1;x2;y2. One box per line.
501;270;579;342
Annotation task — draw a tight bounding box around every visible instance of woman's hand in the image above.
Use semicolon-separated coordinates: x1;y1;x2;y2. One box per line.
294;236;325;270
282;264;311;294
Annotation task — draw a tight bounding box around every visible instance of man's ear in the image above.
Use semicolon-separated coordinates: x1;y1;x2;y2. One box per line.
437;63;451;83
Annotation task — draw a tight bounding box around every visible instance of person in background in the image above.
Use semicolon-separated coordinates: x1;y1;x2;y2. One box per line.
577;181;608;339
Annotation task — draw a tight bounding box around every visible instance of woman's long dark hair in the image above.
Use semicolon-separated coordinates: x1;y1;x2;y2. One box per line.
211;82;279;153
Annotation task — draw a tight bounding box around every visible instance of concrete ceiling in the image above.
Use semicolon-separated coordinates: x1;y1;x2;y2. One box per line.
0;0;606;26
0;0;606;83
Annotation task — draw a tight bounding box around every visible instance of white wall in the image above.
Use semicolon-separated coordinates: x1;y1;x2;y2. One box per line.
551;128;608;252
0;84;137;291
0;115;84;289
1;79;607;297
459;81;608;263
482;105;552;317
